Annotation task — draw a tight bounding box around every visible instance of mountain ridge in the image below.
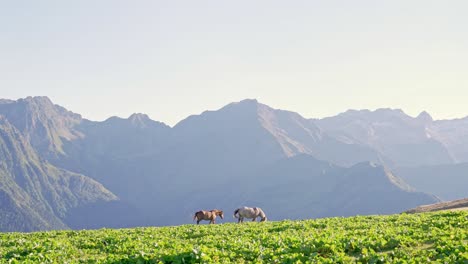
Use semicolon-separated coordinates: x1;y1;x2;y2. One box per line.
0;96;465;230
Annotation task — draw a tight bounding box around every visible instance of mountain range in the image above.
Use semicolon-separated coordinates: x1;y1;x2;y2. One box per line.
0;96;467;231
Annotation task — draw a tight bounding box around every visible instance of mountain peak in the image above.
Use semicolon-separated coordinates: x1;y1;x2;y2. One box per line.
417;111;433;122
225;98;259;109
24;96;52;102
343;109;371;115
21;96;55;108
238;98;258;104
374;108;406;116
0;96;83;156
375;107;402;112
128;113;152;127
128;113;151;121
125;113;170;129
339;108;407;119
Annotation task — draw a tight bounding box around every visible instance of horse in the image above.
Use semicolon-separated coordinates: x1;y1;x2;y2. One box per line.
193;209;224;224
233;206;267;223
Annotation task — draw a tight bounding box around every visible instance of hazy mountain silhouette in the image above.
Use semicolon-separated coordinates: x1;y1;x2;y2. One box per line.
228;155;438;221
313;108;455;167
0;96;465;230
431;117;468;163
172;99;380;166
397;163;468;201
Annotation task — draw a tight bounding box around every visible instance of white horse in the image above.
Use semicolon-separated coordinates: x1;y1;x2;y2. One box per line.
233;206;267;223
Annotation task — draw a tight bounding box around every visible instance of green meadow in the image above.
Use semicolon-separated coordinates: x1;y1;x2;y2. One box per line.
1;211;467;263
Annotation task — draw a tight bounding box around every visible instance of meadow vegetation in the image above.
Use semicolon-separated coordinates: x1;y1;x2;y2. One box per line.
0;211;467;263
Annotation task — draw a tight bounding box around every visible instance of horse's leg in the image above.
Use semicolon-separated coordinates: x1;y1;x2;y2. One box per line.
197;219;200;225
252;217;256;222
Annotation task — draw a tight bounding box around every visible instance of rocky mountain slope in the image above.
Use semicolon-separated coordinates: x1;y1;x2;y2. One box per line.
0;115;117;231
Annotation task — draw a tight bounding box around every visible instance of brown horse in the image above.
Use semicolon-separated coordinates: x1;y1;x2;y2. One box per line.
193;209;224;224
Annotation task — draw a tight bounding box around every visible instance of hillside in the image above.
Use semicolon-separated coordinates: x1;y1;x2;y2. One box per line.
0;211;466;263
405;198;468;213
0;115;119;231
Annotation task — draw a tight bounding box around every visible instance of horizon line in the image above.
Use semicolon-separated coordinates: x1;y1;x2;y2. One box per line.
2;95;467;127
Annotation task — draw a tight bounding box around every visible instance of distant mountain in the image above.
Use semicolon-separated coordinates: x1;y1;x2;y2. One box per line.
0;116;117;232
396;163;468;201
431;117;468;163
0;96;83;157
237;155;438;220
37;98;384;225
0;96;465;230
117;154;438;225
172;99;380;167
56;113;170;197
313;108;455;167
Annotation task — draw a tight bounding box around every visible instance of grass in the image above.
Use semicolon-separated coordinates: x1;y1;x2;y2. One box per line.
0;211;467;263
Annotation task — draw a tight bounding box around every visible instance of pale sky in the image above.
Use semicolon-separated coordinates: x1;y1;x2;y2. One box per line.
1;1;467;126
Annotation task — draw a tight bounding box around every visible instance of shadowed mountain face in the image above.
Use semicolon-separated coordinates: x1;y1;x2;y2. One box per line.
312;109;468;201
239;156;438;220
0;116;117;231
56;114;171;197
396;163;468;201
0;96;464;230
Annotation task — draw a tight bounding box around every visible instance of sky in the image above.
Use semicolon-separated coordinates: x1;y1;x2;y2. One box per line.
1;1;467;126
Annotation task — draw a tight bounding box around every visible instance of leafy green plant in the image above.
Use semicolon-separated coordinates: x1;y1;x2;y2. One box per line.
0;211;466;263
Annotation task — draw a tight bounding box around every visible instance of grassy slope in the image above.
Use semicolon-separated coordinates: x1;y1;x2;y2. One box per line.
405;198;468;214
0;211;467;263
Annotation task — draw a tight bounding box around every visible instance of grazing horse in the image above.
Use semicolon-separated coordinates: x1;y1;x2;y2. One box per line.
193;209;224;224
234;206;267;223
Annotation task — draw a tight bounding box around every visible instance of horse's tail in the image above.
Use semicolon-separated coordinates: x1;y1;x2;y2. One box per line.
233;208;240;218
193;212;198;221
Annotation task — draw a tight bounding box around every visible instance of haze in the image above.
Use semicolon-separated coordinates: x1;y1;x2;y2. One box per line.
1;1;467;125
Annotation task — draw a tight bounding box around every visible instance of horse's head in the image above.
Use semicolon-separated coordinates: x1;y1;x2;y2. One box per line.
211;209;224;219
258;208;267;222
